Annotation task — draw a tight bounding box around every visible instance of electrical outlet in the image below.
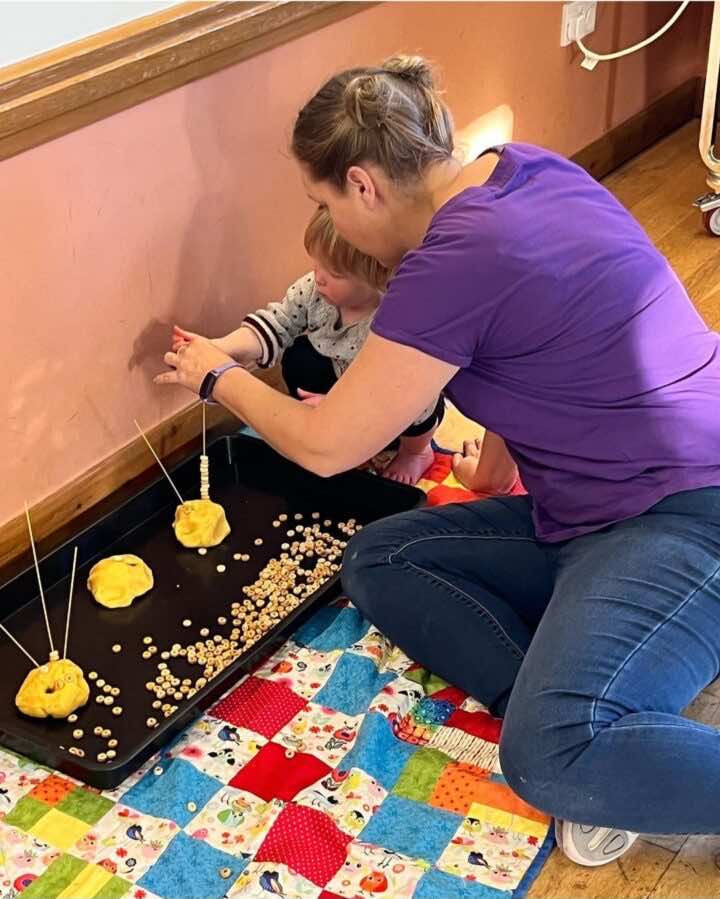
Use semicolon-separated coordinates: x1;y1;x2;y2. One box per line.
560;1;597;47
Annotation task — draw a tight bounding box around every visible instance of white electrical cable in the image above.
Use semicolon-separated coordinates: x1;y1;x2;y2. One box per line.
577;1;690;71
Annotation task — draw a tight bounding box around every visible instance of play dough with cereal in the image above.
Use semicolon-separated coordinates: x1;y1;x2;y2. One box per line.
173;499;231;548
87;554;154;608
15;656;90;719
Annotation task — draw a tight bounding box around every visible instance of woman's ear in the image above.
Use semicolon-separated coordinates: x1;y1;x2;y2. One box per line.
346;165;378;209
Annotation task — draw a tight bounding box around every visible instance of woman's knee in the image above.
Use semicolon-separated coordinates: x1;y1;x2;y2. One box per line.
342;519;396;617
499;683;594;815
498;697;546;807
341;509;433;617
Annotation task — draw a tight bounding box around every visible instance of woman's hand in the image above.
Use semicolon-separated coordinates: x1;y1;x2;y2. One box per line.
155;327;233;394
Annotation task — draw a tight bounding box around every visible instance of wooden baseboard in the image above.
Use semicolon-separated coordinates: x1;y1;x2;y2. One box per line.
571;77;701;180
0;77;702;570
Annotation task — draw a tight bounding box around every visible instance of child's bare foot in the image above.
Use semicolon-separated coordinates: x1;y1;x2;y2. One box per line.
383;444;435;485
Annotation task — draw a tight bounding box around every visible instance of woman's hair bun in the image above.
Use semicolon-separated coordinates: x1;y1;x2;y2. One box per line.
382;55;435;90
343;72;390;129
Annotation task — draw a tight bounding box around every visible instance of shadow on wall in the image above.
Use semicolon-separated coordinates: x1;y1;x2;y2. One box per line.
127;80;249;379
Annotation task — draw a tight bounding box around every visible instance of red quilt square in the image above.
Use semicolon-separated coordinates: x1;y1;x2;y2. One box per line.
229;741;331;801
211;676;307;738
447;708;502;743
423;453;453;483
319;892;346;899
255;803;351;886
431;685;467;706
29;774;77;806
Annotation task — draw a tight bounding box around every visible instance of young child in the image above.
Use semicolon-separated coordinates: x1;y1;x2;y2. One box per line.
181;209;444;484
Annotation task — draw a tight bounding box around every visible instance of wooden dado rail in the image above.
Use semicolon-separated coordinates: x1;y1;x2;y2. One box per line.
0;1;376;161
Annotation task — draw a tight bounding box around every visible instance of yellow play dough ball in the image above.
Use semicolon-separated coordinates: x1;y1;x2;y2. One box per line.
16;658;90;719
87;554;154;608
173;500;230;548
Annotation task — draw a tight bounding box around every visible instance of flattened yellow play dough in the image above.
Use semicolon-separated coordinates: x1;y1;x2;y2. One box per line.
87;554;153;608
173;499;230;548
16;658;90;719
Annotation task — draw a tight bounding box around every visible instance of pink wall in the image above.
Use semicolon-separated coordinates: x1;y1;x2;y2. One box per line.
2;1;709;528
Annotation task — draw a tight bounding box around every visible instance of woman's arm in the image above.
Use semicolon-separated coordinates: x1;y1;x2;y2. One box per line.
156;331;457;477
452;432;518;494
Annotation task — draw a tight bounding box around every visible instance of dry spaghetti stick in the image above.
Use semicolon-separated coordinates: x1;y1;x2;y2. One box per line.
199;402;210;500
133;419;184;505
24;502;55;657
63;546;78;660
0;623;39;668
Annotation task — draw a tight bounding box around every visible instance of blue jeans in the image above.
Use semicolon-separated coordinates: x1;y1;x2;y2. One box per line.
342;488;720;833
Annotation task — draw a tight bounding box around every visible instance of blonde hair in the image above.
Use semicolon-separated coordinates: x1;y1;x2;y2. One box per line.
304;207;389;291
292;55;454;189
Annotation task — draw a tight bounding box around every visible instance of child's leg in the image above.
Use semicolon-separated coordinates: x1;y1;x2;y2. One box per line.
383;398;445;485
281;336;337;398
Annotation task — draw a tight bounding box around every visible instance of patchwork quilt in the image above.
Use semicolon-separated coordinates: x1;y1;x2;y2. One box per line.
0;450;552;899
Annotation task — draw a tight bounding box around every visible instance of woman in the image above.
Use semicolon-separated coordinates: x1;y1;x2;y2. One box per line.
157;56;720;863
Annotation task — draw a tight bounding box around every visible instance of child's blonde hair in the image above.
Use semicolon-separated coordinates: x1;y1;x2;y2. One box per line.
304;207;389;292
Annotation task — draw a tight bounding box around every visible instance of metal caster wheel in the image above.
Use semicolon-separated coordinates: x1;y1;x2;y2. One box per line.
703;208;720;236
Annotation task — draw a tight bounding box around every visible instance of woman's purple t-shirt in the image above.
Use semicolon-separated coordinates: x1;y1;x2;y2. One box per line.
372;143;720;542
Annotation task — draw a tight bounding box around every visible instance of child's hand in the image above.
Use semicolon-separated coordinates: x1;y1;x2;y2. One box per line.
452;433;519;495
155;329;233;394
171;325;196;352
297;388;325;407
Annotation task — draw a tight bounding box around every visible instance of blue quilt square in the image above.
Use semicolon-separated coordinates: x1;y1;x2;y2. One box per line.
295;606;370;652
359;794;462;862
415;867;508;899
339;712;416;789
139;831;247;899
293;605;343;646
122;758;221;827
314;652;395;716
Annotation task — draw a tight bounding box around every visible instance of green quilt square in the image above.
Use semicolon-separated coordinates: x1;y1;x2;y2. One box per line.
22;854;86;899
4;795;49;830
94;875;131;899
405;667;449;695
57;787;114;824
393;748;452;802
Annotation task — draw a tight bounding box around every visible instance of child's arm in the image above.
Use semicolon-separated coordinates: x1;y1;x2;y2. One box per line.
174;276;313;369
211;327;263;365
173;325;261;366
452;431;519;494
241;275;311;369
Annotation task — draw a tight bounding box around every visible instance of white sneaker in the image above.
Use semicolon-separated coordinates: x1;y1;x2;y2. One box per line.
555;819;639;866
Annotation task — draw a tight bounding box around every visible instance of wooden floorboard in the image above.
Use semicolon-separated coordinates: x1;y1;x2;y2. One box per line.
647;836;720;899
527;120;720;899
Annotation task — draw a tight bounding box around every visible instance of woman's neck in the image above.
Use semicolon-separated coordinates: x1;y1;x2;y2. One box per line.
393;152;501;256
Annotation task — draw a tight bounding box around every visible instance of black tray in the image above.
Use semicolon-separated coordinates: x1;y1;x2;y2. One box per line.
0;434;424;788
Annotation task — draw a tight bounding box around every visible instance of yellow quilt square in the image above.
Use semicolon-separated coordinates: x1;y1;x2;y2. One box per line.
30;808;91;850
467;801;550;840
58;863;112;898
